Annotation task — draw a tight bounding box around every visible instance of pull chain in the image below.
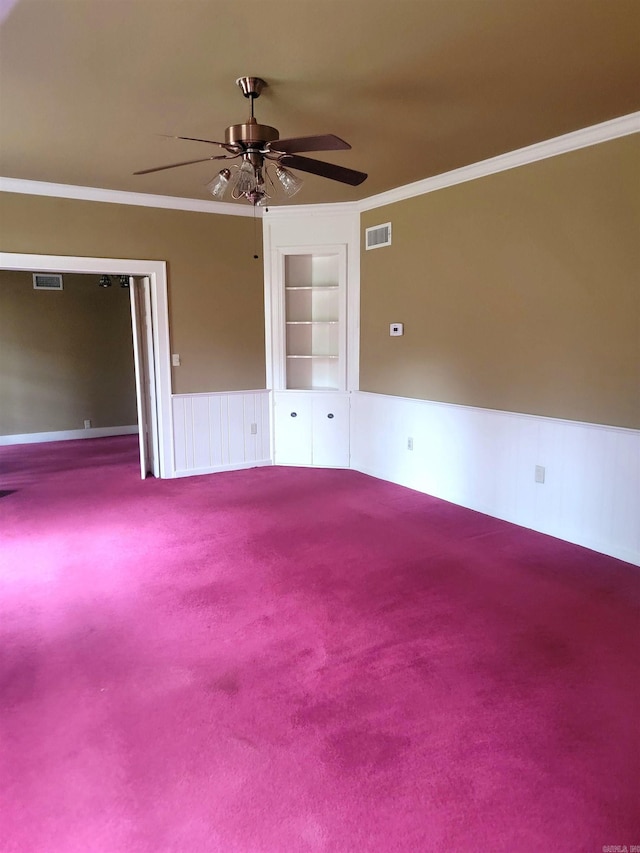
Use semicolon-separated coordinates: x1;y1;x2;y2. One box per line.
253;205;259;260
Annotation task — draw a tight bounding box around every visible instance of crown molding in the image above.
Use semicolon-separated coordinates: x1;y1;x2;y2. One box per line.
1;113;637;217
262;200;359;218
0;177;259;217
357;111;640;212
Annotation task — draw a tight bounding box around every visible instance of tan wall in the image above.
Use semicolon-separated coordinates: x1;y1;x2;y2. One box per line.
360;135;640;429
0;194;266;394
0;271;137;434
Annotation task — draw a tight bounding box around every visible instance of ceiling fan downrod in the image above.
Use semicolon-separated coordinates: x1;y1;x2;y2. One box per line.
226;77;279;148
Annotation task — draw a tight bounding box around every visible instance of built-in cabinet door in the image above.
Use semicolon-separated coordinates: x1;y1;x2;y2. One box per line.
273;391;350;467
312;393;350;468
273;393;312;465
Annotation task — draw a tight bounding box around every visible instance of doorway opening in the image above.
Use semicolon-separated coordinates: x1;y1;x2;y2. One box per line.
0;252;173;478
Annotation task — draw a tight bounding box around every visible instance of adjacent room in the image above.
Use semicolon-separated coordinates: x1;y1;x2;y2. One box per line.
1;1;638;851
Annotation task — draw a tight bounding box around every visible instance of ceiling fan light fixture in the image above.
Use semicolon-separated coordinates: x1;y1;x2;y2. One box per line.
275;164;303;198
233;159;255;197
206;168;231;199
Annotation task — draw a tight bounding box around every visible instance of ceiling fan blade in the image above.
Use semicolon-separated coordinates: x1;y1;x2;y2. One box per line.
269;134;351;154
279;154;367;186
174;136;239;151
133;155;230;175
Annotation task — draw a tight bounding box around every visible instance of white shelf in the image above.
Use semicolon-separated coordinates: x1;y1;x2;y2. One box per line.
281;386;340;392
281;249;345;392
285;286;339;291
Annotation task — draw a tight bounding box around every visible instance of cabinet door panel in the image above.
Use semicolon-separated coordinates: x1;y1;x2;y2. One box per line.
274;394;313;465
312;394;350;468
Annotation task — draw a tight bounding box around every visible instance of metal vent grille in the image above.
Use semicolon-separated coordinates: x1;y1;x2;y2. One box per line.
365;222;392;250
33;273;63;290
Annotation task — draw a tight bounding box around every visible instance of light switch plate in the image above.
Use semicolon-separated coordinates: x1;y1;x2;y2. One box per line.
390;323;404;336
171;353;181;367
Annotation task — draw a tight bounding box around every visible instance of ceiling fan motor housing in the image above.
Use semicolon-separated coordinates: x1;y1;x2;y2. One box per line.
225;118;279;147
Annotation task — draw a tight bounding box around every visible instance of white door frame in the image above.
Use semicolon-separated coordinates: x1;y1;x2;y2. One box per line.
0;252;174;478
129;275;160;479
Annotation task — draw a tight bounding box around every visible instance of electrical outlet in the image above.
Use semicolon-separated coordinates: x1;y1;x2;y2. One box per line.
407;437;414;451
84;419;91;429
535;465;545;484
171;353;181;367
250;423;257;435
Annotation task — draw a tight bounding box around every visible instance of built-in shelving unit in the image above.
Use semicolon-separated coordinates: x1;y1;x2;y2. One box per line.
284;252;344;391
263;216;353;467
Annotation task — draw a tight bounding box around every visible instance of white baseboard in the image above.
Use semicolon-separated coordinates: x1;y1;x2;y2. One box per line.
0;425;139;446
173;458;272;478
350;392;640;567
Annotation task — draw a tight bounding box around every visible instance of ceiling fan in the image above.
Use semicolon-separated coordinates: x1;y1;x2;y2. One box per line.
134;77;368;206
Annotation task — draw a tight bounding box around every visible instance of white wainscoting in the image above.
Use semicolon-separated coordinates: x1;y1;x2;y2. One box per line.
0;424;138;446
172;391;271;477
350;391;640;566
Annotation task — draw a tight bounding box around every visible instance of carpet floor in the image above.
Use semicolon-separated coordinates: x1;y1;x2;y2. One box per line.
0;436;638;852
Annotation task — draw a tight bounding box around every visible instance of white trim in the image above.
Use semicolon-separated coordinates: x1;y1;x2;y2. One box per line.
0;177;259;217
0;252;174;478
173;459;272;478
357;112;640;212
263;202;359;218
171;389;269;398
0;425;138;446
345;212;361;392
354;390;639;435
2;113;637;216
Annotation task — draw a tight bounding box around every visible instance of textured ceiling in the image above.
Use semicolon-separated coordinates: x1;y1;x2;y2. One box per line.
0;0;638;207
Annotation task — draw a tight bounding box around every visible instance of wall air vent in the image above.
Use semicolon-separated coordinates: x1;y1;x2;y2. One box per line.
365;222;392;250
33;273;63;291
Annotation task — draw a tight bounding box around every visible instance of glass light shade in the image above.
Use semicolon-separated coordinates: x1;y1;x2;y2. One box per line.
206;168;231;199
234;159;255;196
275;165;303;197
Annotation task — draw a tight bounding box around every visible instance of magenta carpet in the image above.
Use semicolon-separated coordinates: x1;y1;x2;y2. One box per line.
1;436;638;852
